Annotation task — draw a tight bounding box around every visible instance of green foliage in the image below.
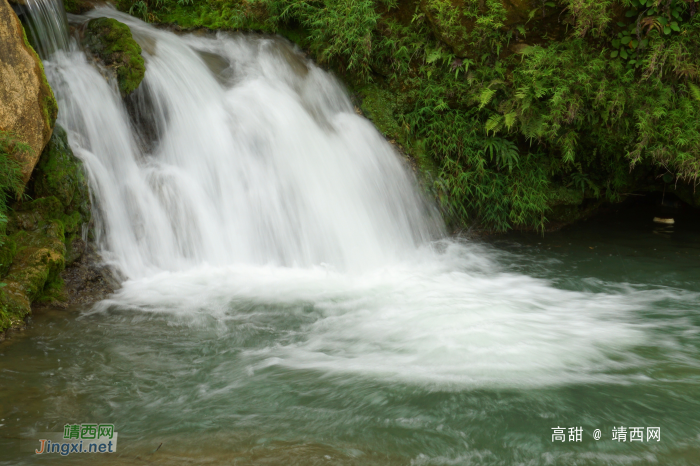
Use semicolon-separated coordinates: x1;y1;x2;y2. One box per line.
0;132;30;238
434;149;549;231
608;0;696;69
416;0;507;57
274;0;381;80
108;0;700;231
562;0;614;37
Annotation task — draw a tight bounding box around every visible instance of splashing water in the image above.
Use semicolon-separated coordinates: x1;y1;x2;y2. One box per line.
6;4;700;465
25;5;691;390
48;9;441;277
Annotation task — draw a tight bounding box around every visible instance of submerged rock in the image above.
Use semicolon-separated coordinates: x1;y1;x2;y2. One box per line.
0;0;58;185
82;16;145;97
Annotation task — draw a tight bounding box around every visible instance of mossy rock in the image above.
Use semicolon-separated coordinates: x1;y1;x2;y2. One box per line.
0;224;66;328
669;182;700;209
0;1;58;187
33;125;91;222
0;125;92;333
545;186;585;224
28;126;90;265
357;84;403;143
545;186;609;227
63;0;93;15
9;196;64;233
82;17;145;97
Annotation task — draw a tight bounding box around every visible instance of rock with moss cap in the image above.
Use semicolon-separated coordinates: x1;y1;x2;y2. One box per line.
82;16;145;97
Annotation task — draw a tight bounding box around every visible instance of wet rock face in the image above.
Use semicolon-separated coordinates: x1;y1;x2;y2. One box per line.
0;126;92;333
82;16;145;97
0;0;58;185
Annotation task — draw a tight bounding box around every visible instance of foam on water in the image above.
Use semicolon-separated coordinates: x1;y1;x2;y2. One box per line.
33;5;672;389
92;240;664;388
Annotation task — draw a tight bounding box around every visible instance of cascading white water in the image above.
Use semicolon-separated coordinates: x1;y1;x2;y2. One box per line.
47;8;442;277
19;0;70;58
27;4;667;388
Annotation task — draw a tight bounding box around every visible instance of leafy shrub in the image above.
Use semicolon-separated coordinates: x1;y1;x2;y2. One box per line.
0;132;29;238
110;0;700;231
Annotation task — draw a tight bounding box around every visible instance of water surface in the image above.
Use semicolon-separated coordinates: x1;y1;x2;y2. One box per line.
2;204;699;465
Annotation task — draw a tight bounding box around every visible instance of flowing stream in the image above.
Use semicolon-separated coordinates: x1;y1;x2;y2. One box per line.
1;3;699;465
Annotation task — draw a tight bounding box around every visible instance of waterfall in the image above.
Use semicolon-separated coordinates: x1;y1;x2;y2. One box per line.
22;3;661;388
38;7;443;278
19;0;70;58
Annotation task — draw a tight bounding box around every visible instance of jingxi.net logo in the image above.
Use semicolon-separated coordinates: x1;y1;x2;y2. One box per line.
32;424;117;456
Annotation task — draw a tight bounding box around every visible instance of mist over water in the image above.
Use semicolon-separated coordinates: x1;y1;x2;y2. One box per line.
6;3;700;464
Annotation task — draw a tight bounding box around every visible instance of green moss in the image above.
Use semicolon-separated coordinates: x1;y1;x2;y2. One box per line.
545;186;585;224
410;140;440;181
63;0;92;14
61;210;82;235
20;23;58;131
0;131;27;229
34;126;91;220
276;26;311;49
9;196;64;235
356;83;439;183
548;186;585;207
29;127;90;261
35;276;65;303
0;126;92;333
82;17;146;97
357;84;403;142
5;226;65;298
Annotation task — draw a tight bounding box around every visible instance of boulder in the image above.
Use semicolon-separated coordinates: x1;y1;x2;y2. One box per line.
82;17;145;97
0;0;58;186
